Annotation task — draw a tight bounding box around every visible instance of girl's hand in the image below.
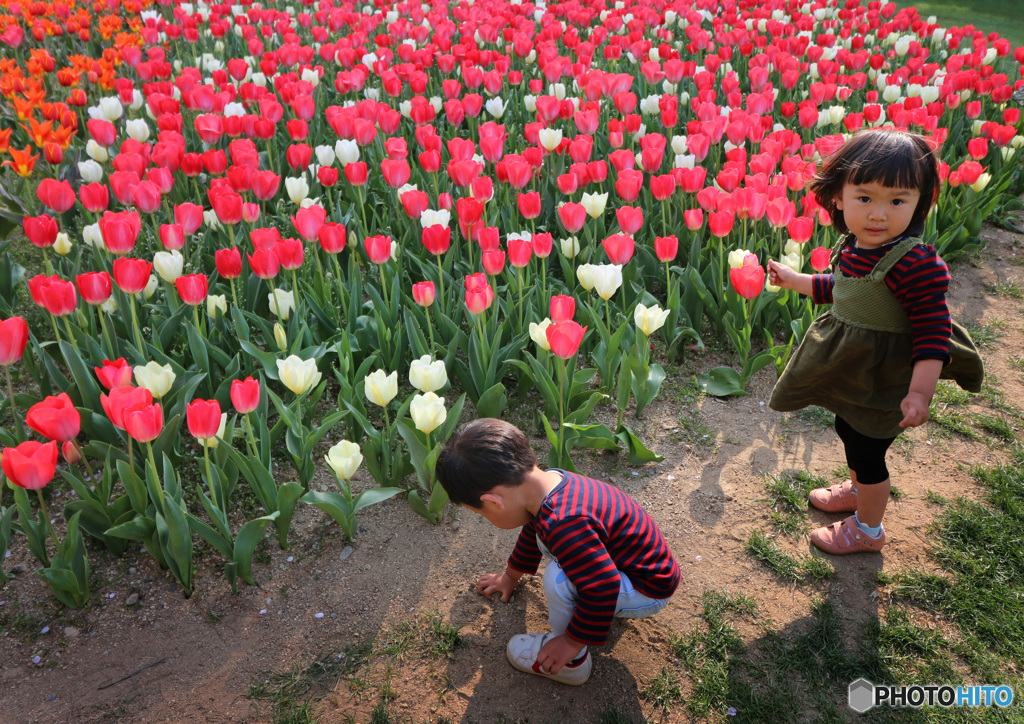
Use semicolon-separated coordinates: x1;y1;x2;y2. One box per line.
767;259;797;290
899;391;930;428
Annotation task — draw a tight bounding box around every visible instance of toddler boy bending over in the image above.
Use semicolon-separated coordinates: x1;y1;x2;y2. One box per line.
436;418;680;685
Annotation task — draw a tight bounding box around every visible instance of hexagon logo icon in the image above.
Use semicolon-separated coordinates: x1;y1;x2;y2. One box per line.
848;678;875;713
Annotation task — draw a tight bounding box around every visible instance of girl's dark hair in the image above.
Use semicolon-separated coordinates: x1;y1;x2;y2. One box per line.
435;418;537;508
810;129;940;237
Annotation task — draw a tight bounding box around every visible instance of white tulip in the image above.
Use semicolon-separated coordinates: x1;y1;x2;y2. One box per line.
153;250;184;283
315;145;336;166
420;209;450;229
125;119;150;143
285;176;309;205
529;319;552;351
538;127;563;152
581;191;608;218
276;356;322;396
268;289;296;320
53;232;72;256
728;249;748;268
325;440;363;479
409;355;447;393
78;159;104;183
334;139;360;166
591;264;623;300
410;392;446;435
485;97;506;118
83;223;103;248
634;303;669;336
134;361;176;399
86;140;109;162
207;294;227;319
560;236;580;259
576;263;595;290
99;97;123;122
364;369;399;407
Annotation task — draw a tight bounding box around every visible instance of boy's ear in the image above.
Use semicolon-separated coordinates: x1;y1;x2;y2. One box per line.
479;492;504;509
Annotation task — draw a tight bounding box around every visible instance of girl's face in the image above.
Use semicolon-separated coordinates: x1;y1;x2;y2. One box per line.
835;181;921;249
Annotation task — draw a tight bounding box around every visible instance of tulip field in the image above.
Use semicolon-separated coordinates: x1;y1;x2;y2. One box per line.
0;0;1021;631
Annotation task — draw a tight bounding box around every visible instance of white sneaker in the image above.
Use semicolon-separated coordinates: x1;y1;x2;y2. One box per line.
506;633;592;685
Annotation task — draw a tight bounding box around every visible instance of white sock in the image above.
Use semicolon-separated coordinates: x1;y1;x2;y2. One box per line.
854;513;883;538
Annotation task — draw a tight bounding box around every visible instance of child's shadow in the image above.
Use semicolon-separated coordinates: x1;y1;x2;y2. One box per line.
445;575;647;722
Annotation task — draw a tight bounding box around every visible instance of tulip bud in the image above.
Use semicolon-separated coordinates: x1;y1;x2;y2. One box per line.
62;440;82;464
274;322;288;351
325;440;363;479
409;355;447;393
576;263;595;290
560;236;580;259
53;232;72;256
207;294;227;318
143;274;159;300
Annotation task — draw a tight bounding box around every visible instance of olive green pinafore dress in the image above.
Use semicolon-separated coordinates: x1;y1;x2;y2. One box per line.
769;236;984;439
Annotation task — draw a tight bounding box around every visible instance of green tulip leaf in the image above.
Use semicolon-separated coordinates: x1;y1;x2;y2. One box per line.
697;366;749;397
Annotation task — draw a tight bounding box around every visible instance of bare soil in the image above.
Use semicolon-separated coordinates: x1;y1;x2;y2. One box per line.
2;223;1022;723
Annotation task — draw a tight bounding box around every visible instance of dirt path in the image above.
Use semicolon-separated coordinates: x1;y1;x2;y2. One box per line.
1;223;1022;723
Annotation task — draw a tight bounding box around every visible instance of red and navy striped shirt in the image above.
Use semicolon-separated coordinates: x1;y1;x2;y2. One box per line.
507;470;680;646
811;236;953;364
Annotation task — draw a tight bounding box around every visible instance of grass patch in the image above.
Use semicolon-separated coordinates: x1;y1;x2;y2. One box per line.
761;470;824;535
745;529;834;582
884;461;1024;670
933;381;973;408
792;406;835;430
641;665;685;711
868;606;959;684
930;408;980;440
962;320;1004;351
974;414;1016;443
983;280;1024;299
246;643;372;723
668;590;758;718
891;0;1024;49
376;611;463;660
925;489;948;506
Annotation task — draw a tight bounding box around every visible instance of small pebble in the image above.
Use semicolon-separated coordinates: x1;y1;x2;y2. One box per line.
126;593;140;606
315;612;324;618
108;593;115;599
259;609;267;615
338;546;353;561
40;626;49;635
129;568;136;575
63;627;79;639
32;656;40;664
296;515;307;524
286;556;294;563
11;563;27;575
46;695;57;702
695;556;702;562
667;475;676;481
330;613;338;619
450;520;461;531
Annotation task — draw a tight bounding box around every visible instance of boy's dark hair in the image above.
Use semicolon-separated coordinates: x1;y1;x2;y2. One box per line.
435;418;537;508
810;129;940;237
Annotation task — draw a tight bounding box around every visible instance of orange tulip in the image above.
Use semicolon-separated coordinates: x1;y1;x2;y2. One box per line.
3;145;39;177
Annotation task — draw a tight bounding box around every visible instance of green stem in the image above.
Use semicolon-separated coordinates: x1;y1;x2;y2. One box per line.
5;364;26;441
382;404;391;483
230;277;240;310
436;254;446;314
128;294;145;356
557;358;566;467
36;488;60;551
72;441;96;481
48;313;62;346
146;442;166;509
426;304;436;357
61;316;80;353
97;306;115;359
243;412;260;460
204;443;218;512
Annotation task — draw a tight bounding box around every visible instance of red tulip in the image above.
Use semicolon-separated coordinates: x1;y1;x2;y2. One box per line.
36;178;75;213
211;191;243;225
364;235;392;264
174;203;204;235
412;281;435;307
318;223;347;254
344;162;368;185
159;223;185;251
650;174;676;201
810;247;832;272
226;377;259;416
603;234;635;265
1;440;58;489
94;358;133;390
967;137;988;160
787;216;814;244
464;273;494;314
655;235;678;262
550;295;575;322
194;114;223;144
130;180;162;214
274;238;304;271
251;170;281;200
517;192;542;219
26;393;80;442
112;257;152;295
508;237;532;268
730;255;766;299
87;118;116;147
482;249;506;276
709;210;735;238
215;247;242;279
0;316;29;365
447;159;481;188
286;143;312;171
422;225;451;256
291;205;326;242
187;398;222;440
247;249;280;279
765;198;796;228
546;320;587;360
124;402;163;443
401;190;430;219
175;274;208;305
23;215;58;248
99;210;142;255
615;169;643;202
101;386;153;430
532;232;553;258
37;277;77;316
381;159;411;188
471;177;493;203
615;206;643;235
76;271;112;305
79;183;109;213
62;440;81;464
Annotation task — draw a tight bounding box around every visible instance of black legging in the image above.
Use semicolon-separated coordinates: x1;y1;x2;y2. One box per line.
834;416;896;485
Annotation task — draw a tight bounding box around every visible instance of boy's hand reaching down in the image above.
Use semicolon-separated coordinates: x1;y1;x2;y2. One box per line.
537;634;586;675
477;568;522;602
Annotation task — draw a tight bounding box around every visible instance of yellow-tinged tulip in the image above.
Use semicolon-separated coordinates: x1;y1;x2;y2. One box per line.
274;323;288;351
560;236;580;259
529;319;552;351
727;248;748;269
277;355;322;396
268;289;295;320
133;361;176;399
153;250;184;283
576;263;595;290
592;264;623;300
780;252;802;272
53;232;72;256
364;369;398;407
538;127;563;151
971;172;991;194
409;355;447;393
325;440;362;479
634;303;670;337
410;392;446;435
581;191;608;219
207;294;227;319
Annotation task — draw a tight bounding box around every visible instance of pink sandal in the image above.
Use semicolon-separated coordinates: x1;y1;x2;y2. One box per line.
810;515;886;554
808;480;857;513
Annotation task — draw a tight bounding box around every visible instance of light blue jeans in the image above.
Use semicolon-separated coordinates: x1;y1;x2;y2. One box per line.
539;538;668;653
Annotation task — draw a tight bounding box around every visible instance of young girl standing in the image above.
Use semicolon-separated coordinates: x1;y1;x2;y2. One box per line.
767;129;984;555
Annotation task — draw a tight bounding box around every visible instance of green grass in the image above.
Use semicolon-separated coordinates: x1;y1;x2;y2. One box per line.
761;470;825;535
376;611;463;660
963;320;1005;351
883;460;1024;669
891;0;1024;52
745;529;835;582
641;665;685;711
